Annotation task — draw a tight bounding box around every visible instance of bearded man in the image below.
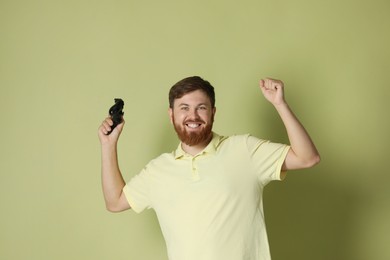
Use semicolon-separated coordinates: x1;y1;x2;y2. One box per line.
98;76;320;260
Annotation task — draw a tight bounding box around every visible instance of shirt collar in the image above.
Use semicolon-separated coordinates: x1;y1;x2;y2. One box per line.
174;132;223;159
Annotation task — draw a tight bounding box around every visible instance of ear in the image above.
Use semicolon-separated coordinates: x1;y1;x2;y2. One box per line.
168;108;173;124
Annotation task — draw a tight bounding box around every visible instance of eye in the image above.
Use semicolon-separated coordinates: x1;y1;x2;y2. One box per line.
198;106;207;110
180;106;189;111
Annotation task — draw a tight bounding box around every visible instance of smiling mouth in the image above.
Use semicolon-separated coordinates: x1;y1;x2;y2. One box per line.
185;123;202;129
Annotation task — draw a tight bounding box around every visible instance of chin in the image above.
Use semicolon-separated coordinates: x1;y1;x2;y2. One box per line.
175;125;213;146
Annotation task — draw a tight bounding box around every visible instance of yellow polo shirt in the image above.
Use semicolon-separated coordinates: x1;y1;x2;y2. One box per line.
123;133;290;260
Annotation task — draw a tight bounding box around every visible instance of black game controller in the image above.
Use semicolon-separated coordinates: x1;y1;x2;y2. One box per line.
107;98;124;135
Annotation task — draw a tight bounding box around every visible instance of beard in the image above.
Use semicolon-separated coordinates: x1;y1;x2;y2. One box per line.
172;115;214;146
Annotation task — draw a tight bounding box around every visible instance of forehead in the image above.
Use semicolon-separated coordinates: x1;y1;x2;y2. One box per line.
174;90;212;106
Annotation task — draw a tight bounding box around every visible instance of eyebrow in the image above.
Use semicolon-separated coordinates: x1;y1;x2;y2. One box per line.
178;103;209;107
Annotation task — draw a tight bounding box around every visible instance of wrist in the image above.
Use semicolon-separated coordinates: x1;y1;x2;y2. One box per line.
101;141;118;151
273;101;288;110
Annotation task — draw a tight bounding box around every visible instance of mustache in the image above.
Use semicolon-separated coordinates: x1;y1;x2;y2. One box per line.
184;119;206;124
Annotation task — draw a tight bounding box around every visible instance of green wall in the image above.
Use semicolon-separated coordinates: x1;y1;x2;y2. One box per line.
1;0;389;259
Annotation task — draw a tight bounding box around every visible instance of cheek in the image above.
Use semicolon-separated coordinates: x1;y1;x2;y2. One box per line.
202;112;214;122
172;113;184;125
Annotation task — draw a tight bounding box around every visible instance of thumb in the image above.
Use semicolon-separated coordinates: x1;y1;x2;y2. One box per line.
112;119;125;135
116;119;125;132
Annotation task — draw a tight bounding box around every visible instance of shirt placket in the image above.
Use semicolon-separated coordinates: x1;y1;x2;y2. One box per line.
191;156;200;181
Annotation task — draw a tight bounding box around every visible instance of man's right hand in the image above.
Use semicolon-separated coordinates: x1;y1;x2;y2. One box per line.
98;117;125;145
98;116;130;212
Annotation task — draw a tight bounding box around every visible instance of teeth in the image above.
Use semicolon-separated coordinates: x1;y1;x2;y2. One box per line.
187;123;201;128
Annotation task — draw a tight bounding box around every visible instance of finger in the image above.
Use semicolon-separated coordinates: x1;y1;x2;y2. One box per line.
275;81;284;90
259;79;265;88
265;79;274;90
259;80;267;92
102;120;111;129
101;119;113;133
104;117;114;126
98;124;109;136
100;124;110;135
265;78;283;90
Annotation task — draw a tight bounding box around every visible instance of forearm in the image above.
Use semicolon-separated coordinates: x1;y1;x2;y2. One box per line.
101;143;126;210
275;102;320;168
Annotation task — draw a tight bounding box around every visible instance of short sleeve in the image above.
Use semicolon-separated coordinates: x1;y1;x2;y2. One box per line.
123;168;152;213
246;135;290;186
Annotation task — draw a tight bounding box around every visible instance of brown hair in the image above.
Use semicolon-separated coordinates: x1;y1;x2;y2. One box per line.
169;76;215;108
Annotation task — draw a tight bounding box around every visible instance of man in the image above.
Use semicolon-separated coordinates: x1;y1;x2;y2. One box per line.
98;76;320;260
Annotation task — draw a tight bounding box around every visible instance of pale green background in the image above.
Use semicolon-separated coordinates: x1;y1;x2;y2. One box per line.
1;0;389;259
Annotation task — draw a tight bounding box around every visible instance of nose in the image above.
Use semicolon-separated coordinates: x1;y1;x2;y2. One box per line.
188;108;200;120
